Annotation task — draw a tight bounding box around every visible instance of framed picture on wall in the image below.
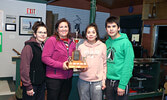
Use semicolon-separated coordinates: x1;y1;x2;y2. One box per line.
19;16;42;35
5;23;16;31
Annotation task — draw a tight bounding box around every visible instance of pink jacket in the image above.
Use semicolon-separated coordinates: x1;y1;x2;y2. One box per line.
78;40;107;85
42;36;76;79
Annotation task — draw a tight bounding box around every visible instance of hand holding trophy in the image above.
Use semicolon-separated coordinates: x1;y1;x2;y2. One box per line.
63;61;69;70
68;30;88;68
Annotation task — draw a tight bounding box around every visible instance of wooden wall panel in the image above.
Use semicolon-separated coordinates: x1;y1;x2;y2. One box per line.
144;0;167;4
157;3;167;19
142;4;150;20
142;0;167;20
46;11;54;36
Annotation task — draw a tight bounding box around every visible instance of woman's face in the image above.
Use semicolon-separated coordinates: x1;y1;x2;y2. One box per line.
86;27;97;43
58;22;69;39
34;26;47;43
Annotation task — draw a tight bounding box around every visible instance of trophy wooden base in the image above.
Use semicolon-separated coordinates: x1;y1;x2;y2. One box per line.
68;60;88;68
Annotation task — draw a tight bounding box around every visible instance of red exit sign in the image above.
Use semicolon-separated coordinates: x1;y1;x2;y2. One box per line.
27;8;36;14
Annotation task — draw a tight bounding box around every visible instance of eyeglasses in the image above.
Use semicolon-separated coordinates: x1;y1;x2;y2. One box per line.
37;31;47;34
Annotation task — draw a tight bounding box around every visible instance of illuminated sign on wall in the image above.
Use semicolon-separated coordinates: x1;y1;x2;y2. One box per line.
27;8;36;15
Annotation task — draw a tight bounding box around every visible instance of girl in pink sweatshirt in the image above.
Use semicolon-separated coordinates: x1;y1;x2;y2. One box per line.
77;23;107;100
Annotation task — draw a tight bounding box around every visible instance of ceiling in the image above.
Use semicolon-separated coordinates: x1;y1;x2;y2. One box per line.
95;0;143;9
47;0;143;9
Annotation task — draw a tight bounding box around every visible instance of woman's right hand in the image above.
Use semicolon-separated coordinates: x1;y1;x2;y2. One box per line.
27;89;34;96
63;61;69;70
79;68;88;72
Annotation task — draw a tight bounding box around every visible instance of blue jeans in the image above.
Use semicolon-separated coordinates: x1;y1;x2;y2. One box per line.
22;82;45;100
77;78;102;100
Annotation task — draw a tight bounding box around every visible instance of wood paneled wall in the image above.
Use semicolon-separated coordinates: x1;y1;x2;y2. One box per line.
142;0;167;20
141;0;167;57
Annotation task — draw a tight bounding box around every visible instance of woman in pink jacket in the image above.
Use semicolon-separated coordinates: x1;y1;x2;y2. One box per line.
42;18;76;100
77;23;107;100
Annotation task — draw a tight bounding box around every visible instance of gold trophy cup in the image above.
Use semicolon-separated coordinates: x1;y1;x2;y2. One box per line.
68;31;88;68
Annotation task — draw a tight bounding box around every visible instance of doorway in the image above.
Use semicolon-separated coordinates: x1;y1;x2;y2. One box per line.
153;25;167;58
120;15;142;45
120;15;143;58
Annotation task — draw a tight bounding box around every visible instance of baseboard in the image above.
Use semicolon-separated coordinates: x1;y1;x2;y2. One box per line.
0;77;13;80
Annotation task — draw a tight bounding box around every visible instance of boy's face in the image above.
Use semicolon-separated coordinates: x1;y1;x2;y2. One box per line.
106;22;120;39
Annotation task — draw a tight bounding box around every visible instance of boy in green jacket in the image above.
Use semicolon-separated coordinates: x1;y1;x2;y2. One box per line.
105;16;134;100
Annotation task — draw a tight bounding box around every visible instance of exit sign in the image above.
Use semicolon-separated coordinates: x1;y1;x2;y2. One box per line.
27;8;36;14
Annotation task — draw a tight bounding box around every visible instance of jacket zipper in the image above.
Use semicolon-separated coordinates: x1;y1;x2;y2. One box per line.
67;40;73;79
32;70;35;83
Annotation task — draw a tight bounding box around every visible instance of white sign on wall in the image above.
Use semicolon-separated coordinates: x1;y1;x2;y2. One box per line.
6;15;16;23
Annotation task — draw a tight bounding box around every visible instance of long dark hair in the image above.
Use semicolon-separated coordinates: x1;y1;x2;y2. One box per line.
85;23;100;41
54;18;71;40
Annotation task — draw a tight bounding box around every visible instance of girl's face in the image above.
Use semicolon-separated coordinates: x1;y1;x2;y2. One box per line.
86;27;97;44
58;22;69;39
34;26;47;43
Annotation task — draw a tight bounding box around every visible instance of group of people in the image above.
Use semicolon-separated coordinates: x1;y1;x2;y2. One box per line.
20;16;134;100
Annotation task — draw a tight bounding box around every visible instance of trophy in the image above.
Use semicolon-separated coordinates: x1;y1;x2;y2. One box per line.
68;31;88;68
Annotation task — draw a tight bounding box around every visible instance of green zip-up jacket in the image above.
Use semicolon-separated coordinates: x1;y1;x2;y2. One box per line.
105;33;134;90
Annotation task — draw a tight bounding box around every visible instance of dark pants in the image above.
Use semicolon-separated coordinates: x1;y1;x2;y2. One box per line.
106;79;129;100
22;82;45;100
46;77;72;100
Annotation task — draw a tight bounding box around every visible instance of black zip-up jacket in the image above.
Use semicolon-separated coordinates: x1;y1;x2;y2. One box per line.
26;42;46;85
20;37;45;91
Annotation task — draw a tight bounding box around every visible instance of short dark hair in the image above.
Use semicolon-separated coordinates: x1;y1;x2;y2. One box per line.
85;23;100;41
54;18;71;40
105;16;120;28
32;21;47;34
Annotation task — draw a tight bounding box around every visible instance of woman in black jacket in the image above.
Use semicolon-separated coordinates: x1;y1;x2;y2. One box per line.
20;21;47;100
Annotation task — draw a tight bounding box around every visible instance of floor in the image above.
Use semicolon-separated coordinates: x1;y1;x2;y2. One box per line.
0;78;16;100
0;77;164;100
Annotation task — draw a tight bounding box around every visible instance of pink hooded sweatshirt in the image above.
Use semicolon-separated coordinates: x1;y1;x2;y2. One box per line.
78;40;107;86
